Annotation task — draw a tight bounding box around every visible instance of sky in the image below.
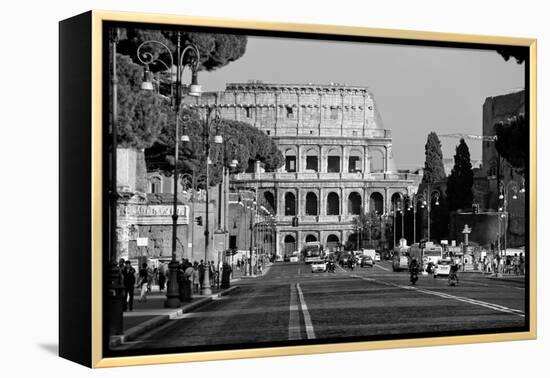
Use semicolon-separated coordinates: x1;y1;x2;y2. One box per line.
197;36;525;170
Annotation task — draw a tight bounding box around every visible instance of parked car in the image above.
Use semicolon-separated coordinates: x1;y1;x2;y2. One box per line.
434;259;452;278
311;260;327;273
374;252;381;262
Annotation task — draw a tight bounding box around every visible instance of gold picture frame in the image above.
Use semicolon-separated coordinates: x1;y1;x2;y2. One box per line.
59;9;537;368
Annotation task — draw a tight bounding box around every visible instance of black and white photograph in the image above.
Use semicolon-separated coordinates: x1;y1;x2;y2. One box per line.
105;21;530;357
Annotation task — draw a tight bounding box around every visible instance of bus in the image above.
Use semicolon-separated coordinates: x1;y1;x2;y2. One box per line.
410;242;443;266
302;242;324;263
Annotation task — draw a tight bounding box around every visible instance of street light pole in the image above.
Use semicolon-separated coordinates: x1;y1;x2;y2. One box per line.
137;32;201;308
109;27;124;336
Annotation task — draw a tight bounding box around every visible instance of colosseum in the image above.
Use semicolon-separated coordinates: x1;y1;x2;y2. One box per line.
185;81;421;257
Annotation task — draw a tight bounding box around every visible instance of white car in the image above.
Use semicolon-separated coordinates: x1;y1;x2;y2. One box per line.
290;256;299;263
311;260;327;273
434;259;452;278
374;253;381;262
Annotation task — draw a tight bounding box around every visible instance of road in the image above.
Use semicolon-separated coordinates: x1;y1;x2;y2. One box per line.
117;260;526;352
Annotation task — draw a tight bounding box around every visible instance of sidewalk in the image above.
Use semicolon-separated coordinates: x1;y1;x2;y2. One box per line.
111;284;239;348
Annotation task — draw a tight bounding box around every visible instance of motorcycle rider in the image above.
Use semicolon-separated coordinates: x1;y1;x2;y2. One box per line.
409;258;419;285
448;261;460;286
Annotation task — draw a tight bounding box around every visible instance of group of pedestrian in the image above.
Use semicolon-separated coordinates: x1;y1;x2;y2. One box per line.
118;259;151;312
117;258;234;311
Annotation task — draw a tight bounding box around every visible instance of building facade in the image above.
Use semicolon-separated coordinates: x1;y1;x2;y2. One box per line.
482;89;526;247
185;82;421;256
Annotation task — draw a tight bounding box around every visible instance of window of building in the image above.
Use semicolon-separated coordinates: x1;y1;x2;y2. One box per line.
349;156;361;172
286;106;294;118
348;192;362;215
306;156;318;171
229;235;237;249
306;192;318;216
327;156;340;173
285;193;296;216
285;155;296;172
327;192;340;215
245;106;252;118
150;177;161;194
330;108;338;120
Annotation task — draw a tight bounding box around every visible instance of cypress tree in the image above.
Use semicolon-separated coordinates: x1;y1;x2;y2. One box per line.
422;132;446;185
446;139;474;211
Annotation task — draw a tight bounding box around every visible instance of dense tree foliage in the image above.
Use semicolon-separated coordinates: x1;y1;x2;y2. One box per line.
421;132;446;185
496;46;527;64
495;114;527;173
113;53;169;149
144;112;284;188
118;28;247;72
446;139;474;211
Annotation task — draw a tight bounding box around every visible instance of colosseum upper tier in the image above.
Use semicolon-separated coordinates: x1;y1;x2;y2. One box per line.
184;82;421;254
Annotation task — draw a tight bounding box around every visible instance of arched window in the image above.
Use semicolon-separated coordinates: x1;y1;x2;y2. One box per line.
263;191;276;214
285;149;297;173
327;192;340;215
370;192;384;214
348;192;362;215
284;235;296;255
306;192;318;216
306;149;319;172
369;149;385;173
348;150;363;173
327;148;341;173
326;234;340;251
305;234;318;243
285;192;296;216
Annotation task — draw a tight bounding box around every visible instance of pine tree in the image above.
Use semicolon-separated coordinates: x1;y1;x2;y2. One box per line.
446;139;474;211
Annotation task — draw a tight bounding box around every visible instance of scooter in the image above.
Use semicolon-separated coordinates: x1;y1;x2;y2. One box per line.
410;269;419;285
448;272;459;286
327;261;336;273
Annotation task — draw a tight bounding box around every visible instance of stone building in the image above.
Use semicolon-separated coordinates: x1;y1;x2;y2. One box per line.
481;89;526;247
185;82;421;256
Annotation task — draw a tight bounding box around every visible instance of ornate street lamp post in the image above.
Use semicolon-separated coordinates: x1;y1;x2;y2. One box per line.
416;184;440;243
138;32;201;308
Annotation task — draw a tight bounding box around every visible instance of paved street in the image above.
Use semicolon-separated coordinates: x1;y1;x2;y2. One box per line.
116;260;525;351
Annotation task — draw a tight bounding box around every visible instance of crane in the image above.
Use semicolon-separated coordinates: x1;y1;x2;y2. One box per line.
437;133;497;142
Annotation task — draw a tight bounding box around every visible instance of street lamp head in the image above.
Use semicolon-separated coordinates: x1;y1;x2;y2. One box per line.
499;194;504;200
141;67;154;91
181;134;190;142
435;200;440;206
214;135;223;144
188;70;201;97
230;159;238;168
207;157;212;165
512;194;518;200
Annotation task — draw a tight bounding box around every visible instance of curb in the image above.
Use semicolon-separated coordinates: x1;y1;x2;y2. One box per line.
110;286;240;348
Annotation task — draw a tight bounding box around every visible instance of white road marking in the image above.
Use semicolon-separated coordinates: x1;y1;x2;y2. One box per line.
296;283;316;339
288;284;301;340
355;276;525;318
374;263;391;272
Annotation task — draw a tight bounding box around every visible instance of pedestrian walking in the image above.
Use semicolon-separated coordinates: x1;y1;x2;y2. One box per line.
158;267;166;291
122;260;136;311
199;260;205;287
519;253;525;275
138;263;149;303
183;262;194;301
192;261;200;294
